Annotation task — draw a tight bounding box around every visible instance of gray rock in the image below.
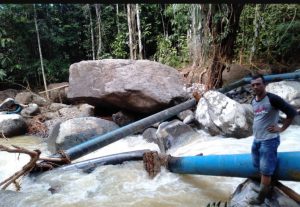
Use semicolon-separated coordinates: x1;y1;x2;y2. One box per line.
222;64;252;86
48;103;70;111
21;103;40;117
177;109;194;121
15;92;50;106
183;114;195;124
67;59;189;113
47;117;119;153
58;103;94;119
44;103;95;133
112;111;137;126
229;179;299;207
0;114;27;137
156;120;198;153
47;82;69;103
142;128;158;144
0;89;19;102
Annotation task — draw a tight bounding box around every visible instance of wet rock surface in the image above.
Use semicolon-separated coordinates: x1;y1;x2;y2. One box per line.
0;114;27;137
229;179;300;207
47;117;119;153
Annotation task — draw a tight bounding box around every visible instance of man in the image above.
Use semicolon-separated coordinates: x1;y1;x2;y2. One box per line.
249;74;297;205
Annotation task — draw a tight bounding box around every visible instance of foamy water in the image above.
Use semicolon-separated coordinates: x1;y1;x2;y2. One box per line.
1;125;300;207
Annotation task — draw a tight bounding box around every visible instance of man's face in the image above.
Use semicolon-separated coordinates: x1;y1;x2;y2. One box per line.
251;78;266;96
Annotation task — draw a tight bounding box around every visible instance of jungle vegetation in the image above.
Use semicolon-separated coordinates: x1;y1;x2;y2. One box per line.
0;4;299;90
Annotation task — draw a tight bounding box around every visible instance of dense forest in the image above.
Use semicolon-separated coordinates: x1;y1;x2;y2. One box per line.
0;4;299;90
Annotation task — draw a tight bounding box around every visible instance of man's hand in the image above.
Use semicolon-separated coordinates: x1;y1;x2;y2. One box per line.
267;125;282;133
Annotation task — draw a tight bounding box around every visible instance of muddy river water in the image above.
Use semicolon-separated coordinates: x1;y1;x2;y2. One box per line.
1;125;300;207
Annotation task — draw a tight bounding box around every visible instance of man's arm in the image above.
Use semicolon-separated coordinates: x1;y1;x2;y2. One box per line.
267;93;297;133
267;117;294;133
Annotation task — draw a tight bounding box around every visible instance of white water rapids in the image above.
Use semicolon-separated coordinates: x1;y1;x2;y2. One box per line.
1;125;300;207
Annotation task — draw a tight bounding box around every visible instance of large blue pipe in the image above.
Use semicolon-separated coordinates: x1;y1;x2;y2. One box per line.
218;70;300;93
167;151;300;181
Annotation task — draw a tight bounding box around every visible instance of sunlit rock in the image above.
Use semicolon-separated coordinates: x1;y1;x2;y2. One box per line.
195;90;253;138
67;59;189;113
266;80;300;125
266;80;300;109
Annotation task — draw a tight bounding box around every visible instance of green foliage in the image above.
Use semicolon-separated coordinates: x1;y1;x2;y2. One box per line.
0;3;299;89
111;32;128;59
153;4;190;68
236;4;300;64
154;35;189;68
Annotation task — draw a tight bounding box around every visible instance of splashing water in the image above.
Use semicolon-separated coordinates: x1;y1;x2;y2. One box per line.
1;125;300;207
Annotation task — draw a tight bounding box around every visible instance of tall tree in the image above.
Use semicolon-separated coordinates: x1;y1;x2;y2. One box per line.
127;4;137;60
136;4;143;59
95;4;102;59
88;4;95;60
189;4;244;89
33;4;49;98
116;4;120;34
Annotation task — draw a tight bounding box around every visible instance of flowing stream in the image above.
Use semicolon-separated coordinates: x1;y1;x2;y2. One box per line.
1;125;300;207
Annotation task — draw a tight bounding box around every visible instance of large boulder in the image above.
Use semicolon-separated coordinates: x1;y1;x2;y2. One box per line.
0;114;27;137
266;80;300;109
222;64;252;86
195;90;253;138
266;80;300;125
47;82;69;104
67;59;189;113
47;117;119;153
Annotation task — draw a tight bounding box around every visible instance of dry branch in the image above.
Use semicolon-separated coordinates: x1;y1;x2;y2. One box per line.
0;145;71;190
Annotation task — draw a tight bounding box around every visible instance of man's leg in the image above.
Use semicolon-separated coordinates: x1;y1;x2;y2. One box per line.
249;137;280;205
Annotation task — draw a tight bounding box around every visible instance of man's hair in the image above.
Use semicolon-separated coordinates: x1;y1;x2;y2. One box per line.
251;74;266;84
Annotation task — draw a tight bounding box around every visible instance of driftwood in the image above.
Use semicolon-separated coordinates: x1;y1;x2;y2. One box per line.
38;84;68;94
0;145;70;190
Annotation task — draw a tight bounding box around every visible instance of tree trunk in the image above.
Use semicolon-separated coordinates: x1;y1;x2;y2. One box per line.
88;4;95;60
136;4;143;59
127;4;133;59
190;4;206;69
160;4;166;37
189;4;244;89
33;4;49;99
116;4;120;34
95;4;102;59
206;4;244;90
127;4;137;60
